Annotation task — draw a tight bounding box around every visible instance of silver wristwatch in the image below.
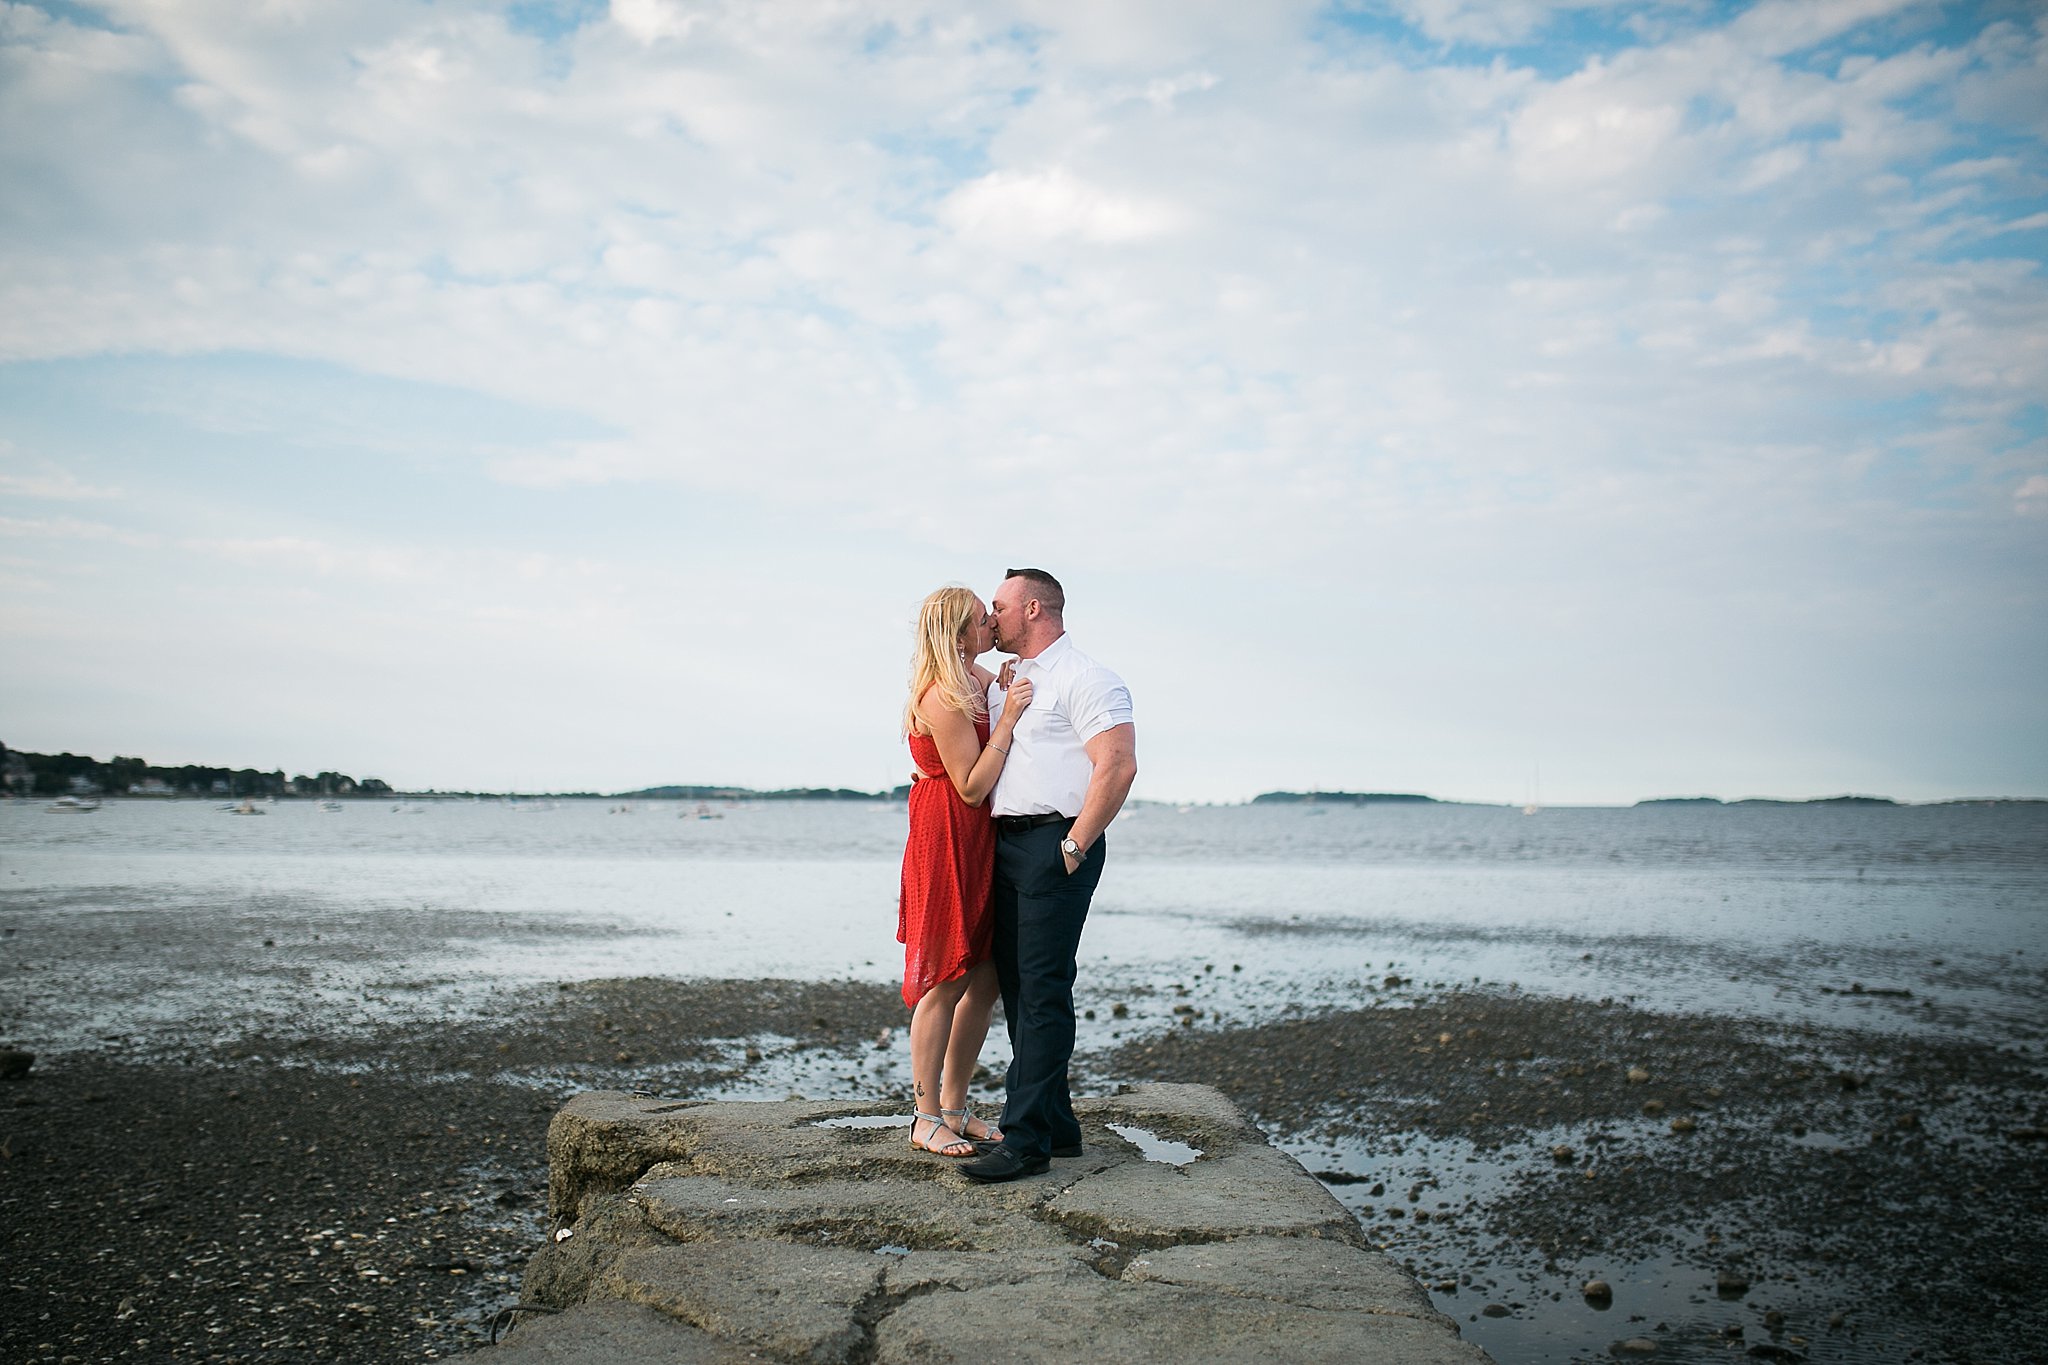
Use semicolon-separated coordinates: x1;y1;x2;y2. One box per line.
1061;837;1081;860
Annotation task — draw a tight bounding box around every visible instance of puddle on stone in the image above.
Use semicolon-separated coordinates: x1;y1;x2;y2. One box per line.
1107;1123;1203;1165
811;1113;905;1129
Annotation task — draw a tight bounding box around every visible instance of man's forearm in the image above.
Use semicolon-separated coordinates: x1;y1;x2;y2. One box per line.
1070;752;1136;854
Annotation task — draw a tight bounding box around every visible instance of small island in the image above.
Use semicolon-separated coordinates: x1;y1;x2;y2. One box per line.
1251;791;1438;805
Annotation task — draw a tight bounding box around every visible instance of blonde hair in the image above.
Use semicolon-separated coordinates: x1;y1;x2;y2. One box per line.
903;585;985;736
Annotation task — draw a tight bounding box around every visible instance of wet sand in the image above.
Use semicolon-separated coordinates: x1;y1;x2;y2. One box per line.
1103;984;2048;1363
4;893;2044;1363
0;977;908;1363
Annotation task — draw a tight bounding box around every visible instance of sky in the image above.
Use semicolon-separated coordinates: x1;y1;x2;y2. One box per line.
1;0;2044;806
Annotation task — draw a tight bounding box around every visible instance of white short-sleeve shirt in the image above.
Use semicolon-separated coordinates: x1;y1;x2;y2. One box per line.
988;633;1134;818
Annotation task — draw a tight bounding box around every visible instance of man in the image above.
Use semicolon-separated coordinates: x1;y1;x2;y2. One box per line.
961;568;1137;1184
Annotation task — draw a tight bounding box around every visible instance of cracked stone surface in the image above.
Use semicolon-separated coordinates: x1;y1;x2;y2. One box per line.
1120;1235;1449;1319
487;1083;1492;1363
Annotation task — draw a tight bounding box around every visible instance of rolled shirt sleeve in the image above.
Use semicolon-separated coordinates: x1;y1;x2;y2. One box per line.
1067;665;1134;744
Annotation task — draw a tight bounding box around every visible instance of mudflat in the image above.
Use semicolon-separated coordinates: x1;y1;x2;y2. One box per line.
4;881;2044;1362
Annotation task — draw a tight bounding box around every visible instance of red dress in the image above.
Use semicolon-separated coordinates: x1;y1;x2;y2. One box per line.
898;716;996;1009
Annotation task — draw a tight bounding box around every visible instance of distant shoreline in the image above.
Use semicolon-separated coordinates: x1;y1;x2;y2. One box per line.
13;789;2045;810
6;743;2040;807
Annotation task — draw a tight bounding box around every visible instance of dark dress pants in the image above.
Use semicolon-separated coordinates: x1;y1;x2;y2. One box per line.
991;821;1105;1159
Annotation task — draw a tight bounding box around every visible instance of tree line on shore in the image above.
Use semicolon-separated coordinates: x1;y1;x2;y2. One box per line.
0;743;898;802
1;742;393;800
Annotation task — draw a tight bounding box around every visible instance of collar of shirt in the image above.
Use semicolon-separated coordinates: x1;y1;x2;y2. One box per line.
1015;632;1071;674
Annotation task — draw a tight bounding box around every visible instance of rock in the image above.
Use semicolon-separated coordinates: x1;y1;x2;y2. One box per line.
882;1272;1489;1364
1122;1237;1447;1322
489;1300;765;1362
1669;1116;1697;1134
1717;1270;1750;1294
1481;1303;1511;1317
594;1242;879;1362
1641;1100;1665;1117
1583;1279;1613;1301
1551;1145;1576;1163
498;1085;1483;1364
0;1050;33;1081
1827;1311;1848;1329
1613;1339;1659;1355
1764;1309;1786;1328
1626;1067;1650;1084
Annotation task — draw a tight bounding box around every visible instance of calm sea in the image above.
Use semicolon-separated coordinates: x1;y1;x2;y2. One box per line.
4;796;2043;1050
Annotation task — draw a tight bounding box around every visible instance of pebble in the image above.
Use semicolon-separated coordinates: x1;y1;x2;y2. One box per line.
1670;1116;1697;1134
1717;1270;1751;1294
1552;1144;1576;1163
1627;1067;1650;1084
1613;1338;1658;1354
1482;1303;1511;1317
1583;1279;1613;1301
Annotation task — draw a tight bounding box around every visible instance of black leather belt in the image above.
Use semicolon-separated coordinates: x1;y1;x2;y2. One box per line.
993;812;1070;833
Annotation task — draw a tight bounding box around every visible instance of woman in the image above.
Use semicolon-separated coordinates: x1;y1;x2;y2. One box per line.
899;585;1033;1157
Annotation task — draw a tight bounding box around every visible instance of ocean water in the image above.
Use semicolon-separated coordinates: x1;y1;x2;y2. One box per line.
4;796;2044;1049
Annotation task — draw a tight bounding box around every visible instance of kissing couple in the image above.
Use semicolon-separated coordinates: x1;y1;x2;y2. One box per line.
894;568;1137;1183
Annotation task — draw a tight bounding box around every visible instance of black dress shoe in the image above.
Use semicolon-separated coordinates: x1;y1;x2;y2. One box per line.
1052;1142;1083;1159
960;1143;1050;1183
